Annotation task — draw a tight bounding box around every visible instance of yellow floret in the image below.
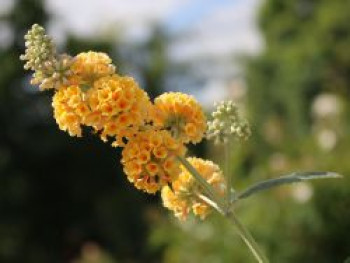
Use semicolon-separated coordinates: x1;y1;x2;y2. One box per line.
52;74;152;146
152;92;207;144
89;75;152;146
52;85;90;137
121;129;186;194
71;51;115;83
161;157;225;221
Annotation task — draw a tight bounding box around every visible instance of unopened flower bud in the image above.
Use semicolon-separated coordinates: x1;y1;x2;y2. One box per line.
206;100;251;144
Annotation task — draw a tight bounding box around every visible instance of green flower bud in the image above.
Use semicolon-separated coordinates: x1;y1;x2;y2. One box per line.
206;100;251;144
20;24;74;90
20;24;56;71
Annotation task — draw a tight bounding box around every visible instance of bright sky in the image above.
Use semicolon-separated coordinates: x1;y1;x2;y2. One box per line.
44;0;263;105
45;0;263;60
0;0;263;105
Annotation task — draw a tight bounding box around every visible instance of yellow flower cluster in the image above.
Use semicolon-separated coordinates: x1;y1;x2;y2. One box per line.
21;26;213;200
121;129;186;194
89;75;151;146
152;92;207;144
71;51;115;84
161;157;225;221
52;85;87;137
52;74;152;146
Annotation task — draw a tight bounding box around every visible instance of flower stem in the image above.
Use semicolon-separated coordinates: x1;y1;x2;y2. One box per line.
227;210;269;263
225;139;232;208
178;154;269;263
176;155;224;208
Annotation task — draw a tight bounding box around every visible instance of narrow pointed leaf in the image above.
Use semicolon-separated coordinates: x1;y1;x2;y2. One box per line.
236;172;342;200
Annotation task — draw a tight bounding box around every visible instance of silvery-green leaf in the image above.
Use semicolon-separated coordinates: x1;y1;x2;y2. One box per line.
236;172;342;201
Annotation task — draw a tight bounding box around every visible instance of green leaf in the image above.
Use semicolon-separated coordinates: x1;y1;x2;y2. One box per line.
236;172;342;201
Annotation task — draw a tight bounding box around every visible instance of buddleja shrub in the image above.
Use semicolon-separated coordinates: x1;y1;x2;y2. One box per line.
21;24;341;263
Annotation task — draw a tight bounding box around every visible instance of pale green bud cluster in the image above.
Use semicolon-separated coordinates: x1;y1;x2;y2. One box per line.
20;24;56;71
30;54;74;90
207;101;251;144
20;24;73;90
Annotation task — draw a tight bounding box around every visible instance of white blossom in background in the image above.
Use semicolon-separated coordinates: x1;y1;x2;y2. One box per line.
311;93;342;151
312;93;341;119
317;129;337;151
292;183;313;203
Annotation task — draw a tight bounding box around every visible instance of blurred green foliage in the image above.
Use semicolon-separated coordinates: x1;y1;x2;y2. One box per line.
0;0;170;262
245;5;350;261
150;0;350;262
1;0;349;262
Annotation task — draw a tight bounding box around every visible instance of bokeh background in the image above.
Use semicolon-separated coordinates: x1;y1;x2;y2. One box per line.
0;0;349;262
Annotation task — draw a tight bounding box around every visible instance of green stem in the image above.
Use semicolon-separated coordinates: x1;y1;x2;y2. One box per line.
178;154;269;263
225;140;232;208
196;193;225;215
227;210;269;263
176;155;224;208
